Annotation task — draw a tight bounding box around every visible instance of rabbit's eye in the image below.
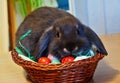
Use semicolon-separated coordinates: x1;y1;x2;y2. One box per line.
56;32;61;38
76;30;80;35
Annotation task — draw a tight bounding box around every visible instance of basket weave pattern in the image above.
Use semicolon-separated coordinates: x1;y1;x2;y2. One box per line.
11;49;104;83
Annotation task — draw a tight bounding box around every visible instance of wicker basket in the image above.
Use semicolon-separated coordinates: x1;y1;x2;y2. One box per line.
11;49;105;83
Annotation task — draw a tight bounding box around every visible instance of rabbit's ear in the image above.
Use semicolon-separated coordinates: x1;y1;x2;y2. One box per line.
78;25;108;55
33;26;55;61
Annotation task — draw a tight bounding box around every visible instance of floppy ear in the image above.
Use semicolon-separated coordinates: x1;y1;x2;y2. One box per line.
33;26;55;61
78;24;108;55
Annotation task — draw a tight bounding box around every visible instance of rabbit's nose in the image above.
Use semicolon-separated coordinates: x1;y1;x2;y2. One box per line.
63;46;78;53
63;48;70;53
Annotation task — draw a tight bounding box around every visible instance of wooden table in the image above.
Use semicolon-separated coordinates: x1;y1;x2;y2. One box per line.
0;34;120;83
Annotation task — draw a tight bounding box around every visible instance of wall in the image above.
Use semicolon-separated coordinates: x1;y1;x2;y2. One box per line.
104;0;120;34
71;0;120;34
0;0;9;55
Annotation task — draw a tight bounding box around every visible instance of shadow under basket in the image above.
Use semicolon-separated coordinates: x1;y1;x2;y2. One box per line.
11;49;105;83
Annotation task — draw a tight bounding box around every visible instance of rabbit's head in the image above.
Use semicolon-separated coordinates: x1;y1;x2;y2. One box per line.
34;16;107;61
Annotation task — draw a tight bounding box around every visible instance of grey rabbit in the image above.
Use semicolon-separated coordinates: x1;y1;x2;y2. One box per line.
16;7;108;61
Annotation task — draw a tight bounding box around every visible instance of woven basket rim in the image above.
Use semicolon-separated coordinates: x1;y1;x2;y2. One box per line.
11;49;105;71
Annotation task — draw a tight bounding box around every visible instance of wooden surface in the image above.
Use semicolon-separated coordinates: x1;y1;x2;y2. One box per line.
0;34;120;83
8;0;17;49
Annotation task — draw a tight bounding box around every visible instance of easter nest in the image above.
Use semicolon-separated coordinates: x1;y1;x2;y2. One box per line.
11;49;105;83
